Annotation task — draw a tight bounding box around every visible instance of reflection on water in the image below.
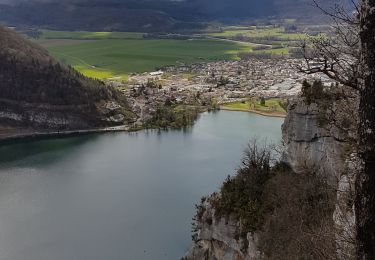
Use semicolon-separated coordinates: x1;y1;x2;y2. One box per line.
0;135;98;165
0;111;284;260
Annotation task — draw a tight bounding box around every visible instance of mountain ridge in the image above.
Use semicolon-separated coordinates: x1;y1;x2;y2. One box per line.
0;0;328;32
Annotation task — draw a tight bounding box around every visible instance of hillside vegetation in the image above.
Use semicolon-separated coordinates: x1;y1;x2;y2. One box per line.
0;26;134;129
0;26;116;105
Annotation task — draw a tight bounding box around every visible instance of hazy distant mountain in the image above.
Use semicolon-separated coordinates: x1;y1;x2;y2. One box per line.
0;26;134;130
0;0;328;32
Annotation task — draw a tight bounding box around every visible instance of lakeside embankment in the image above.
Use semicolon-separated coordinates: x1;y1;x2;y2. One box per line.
220;107;286;118
0;125;130;144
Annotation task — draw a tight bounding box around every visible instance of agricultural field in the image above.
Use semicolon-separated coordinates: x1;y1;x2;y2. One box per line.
208;27;308;41
206;26;321;56
39;30;144;40
36;31;252;80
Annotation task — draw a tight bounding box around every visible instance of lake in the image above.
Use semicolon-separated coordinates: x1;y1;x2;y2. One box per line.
0;111;284;260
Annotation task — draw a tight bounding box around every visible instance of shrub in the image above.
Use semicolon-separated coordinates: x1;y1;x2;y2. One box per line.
260;97;266;106
301;79;325;105
209;140;274;240
259;170;336;260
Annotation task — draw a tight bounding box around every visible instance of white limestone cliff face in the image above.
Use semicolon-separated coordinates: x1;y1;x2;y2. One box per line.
281;101;347;184
184;200;260;260
282;99;357;259
0;100;132;130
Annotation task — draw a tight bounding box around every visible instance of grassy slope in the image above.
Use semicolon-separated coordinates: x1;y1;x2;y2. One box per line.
37;31;252;79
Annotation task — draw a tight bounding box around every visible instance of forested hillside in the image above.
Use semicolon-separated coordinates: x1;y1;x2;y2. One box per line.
0;27;112;105
0;26;134;129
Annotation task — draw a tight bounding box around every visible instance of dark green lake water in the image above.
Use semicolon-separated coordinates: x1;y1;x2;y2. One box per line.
0;111;283;260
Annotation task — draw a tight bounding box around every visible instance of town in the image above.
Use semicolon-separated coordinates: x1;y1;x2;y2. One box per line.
108;58;327;124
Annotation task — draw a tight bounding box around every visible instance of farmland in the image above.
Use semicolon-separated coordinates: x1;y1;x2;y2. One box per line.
35;26;313;80
206;25;322;56
208;26;311;42
37;31;252;79
39;30;144;40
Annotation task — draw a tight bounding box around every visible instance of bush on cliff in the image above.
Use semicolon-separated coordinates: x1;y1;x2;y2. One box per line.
195;139;337;259
209;140;275;238
301;79;325;105
259;169;336;260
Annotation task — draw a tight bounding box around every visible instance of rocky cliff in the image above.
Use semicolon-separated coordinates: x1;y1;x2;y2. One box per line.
282;101;347;184
0;99;131;130
185;95;358;260
282;98;358;259
185;198;261;260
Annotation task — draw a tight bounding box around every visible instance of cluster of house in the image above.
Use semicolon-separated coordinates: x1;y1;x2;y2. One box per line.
114;59;332;124
162;59;326;97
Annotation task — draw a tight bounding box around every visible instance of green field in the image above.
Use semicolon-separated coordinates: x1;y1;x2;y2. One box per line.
40;30;144;40
205;26;315;57
262;47;290;55
37;31;253;79
222;99;286;114
208;27;308;41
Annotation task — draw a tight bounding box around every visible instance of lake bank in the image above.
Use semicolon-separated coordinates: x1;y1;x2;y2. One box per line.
0;125;130;144
0;104;286;144
220;107;286;118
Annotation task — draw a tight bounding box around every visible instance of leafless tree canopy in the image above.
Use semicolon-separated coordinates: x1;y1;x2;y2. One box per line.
300;0;360;90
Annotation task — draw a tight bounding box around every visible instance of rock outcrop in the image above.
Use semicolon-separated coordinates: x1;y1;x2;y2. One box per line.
282;99;358;259
185;199;260;260
282;100;347;184
0;99;131;130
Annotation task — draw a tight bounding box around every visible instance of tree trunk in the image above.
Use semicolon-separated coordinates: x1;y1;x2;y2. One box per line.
356;1;375;259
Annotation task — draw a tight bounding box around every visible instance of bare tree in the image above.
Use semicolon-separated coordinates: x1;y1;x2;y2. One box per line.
300;0;360;90
299;1;375;259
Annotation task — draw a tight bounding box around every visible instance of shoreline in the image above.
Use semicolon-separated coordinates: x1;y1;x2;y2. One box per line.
0;109;285;143
220;107;286;118
0;125;130;144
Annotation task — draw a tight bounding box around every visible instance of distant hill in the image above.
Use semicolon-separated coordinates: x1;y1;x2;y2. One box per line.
0;0;329;32
0;1;205;32
0;26;135;131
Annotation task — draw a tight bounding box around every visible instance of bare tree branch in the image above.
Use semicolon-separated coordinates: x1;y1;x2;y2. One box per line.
299;1;360;91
